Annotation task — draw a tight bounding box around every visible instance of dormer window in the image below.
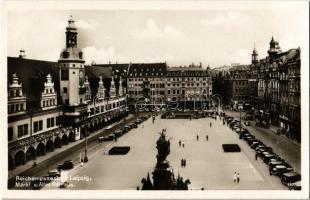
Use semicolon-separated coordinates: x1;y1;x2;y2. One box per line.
63;51;69;58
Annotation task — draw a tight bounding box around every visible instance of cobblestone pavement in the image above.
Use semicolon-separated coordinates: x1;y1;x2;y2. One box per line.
44;115;289;190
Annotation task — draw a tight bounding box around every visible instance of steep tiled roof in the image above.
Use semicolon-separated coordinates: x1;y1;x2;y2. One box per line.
91;63;129;77
7;57;61;109
127;63;167;77
7;57;121;110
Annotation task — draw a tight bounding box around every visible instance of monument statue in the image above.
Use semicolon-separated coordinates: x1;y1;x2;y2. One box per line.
141;130;190;190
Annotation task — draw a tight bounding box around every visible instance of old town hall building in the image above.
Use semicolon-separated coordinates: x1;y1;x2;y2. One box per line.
7;16;127;170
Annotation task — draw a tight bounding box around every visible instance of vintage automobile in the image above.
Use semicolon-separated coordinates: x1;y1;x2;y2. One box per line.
123;125;131;131
128;122;138;128
268;160;284;169
263;153;279;164
98;134;114;142
255;145;273;153
270;165;293;176
250;140;263;149
48;169;61;178
136;119;143;124
247;138;261;146
113;130;123;137
289;181;301;190
281;172;301;186
57;160;74;170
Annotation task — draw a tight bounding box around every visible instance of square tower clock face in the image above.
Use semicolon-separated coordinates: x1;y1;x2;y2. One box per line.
79;70;85;86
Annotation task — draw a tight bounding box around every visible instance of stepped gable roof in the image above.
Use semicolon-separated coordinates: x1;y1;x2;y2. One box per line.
7;57;61;108
127;62;167;77
85;65;113;98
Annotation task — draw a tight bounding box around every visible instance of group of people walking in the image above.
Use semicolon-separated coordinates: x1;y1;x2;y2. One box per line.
233;172;241;183
178;140;185;148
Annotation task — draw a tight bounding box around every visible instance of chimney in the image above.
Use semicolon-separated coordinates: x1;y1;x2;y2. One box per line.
19;49;26;58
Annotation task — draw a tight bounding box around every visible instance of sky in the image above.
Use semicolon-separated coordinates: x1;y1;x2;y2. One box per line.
6;5;308;68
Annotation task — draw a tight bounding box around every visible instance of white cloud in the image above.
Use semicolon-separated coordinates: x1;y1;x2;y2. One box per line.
75;19;97;31
82;46;128;64
131;19;182;40
201;11;244;27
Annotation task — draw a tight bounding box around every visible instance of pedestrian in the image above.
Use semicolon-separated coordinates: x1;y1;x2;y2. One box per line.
255;153;258;160
179;140;181;147
210;122;212;127
233;172;237;183
182;143;185;148
237;173;240;183
206;135;208;141
196;134;199;141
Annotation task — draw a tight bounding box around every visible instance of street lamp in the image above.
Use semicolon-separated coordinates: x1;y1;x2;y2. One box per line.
84;110;90;163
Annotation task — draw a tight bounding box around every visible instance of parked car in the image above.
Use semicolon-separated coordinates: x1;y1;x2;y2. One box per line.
281;172;301;186
288;181;301;190
113;130;123;137
128;123;138;128
48;169;61;178
268;160;284;169
250;140;263;149
270;165;293;176
244;121;250;126
247;138;260;146
57;160;74;170
263;153;279;164
255;145;272;153
124;125;131;131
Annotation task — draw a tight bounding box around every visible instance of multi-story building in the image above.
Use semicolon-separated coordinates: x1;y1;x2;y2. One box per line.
165;66;212;110
250;37;301;142
126;63;212;110
7;16;127;170
228;65;251;109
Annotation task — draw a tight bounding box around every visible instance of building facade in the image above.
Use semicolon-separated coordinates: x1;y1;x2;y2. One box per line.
126;63;212;110
7;16;127;170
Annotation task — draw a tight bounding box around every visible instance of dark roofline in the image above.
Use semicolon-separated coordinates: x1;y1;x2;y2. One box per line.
8;56;58;64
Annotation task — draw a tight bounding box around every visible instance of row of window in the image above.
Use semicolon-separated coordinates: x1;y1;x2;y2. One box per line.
129;72;164;77
167;82;209;87
8;116;60;141
43;99;56;107
89;100;125;115
8;103;25;113
9;89;23;98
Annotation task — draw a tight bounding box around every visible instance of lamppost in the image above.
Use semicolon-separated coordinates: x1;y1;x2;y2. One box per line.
83;110;90;163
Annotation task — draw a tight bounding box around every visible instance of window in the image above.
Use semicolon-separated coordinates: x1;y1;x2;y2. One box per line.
34;120;43;133
47;118;51;128
17;124;28;137
63;87;68;93
8;127;13;141
56;116;60;126
51;118;55;127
